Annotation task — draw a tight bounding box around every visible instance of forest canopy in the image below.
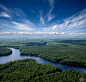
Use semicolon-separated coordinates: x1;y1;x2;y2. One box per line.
0;38;86;81
0;39;86;67
0;59;86;82
0;47;12;56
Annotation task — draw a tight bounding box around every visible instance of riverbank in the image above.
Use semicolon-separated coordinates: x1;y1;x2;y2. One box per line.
20;44;86;67
0;47;86;74
0;58;86;82
0;38;86;73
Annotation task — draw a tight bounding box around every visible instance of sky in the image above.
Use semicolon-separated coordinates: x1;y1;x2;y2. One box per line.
0;0;86;35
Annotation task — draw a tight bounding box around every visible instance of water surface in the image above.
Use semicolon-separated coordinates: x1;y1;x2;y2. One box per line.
0;48;86;74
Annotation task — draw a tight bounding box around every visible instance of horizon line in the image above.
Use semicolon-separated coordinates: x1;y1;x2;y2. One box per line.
0;32;86;35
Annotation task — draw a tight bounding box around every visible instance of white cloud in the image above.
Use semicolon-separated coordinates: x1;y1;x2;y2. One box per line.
0;4;35;31
52;25;57;29
47;14;55;22
0;4;26;18
0;19;35;31
0;32;86;36
40;16;45;25
0;12;11;18
47;0;55;22
39;10;45;25
11;20;35;31
39;0;55;25
48;8;86;31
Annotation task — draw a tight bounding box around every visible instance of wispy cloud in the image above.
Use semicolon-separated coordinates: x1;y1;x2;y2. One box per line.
47;0;55;22
48;8;86;31
0;4;26;18
47;14;55;22
39;10;45;25
0;19;35;31
0;4;10;12
11;8;26;17
0;12;11;18
40;16;45;25
39;0;55;25
49;0;54;6
0;4;11;18
0;4;35;31
32;10;35;14
12;21;35;31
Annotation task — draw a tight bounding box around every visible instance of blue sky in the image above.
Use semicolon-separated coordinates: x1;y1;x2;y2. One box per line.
0;0;86;34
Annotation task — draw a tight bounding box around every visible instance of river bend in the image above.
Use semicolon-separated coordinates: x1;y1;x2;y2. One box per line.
0;48;86;74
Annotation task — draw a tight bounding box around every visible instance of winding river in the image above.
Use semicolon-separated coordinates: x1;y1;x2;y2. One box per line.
0;48;86;74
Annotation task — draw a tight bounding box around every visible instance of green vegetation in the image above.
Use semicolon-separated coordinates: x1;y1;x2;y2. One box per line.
20;39;86;67
0;38;86;81
33;69;86;82
0;38;86;67
0;47;12;56
0;39;47;49
0;59;86;82
0;59;61;82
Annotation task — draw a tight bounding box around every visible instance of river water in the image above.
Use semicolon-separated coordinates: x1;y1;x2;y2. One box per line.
0;48;86;74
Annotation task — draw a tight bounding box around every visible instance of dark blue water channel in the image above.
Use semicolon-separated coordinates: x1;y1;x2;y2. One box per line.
0;48;86;74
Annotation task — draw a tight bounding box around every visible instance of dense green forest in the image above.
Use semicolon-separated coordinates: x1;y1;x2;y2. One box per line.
0;59;86;82
20;39;86;67
0;47;12;56
0;38;86;81
0;39;86;67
